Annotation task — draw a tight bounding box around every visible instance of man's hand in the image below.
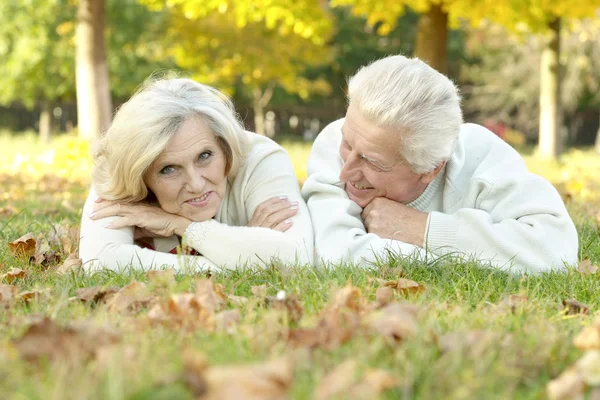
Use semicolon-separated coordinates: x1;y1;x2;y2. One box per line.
361;197;429;247
90;200;192;237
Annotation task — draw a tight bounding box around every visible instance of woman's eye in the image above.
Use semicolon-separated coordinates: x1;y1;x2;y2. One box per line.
159;166;175;175
198;151;213;161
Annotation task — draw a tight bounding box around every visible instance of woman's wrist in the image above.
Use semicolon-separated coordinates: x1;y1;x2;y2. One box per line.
172;217;192;237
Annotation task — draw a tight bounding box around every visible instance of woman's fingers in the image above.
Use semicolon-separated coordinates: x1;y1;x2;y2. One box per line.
250;196;293;227
263;204;298;228
89;203;125;220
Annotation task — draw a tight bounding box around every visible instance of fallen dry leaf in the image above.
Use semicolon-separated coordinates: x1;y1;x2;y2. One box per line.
105;281;154;314
577;350;600;386
8;233;37;259
183;353;294;400
18;289;51;303
0;284;18;303
315;360;399;400
578;260;599;275
71;286;120;304
547;366;585;400
146;269;176;292
563;299;590;315
315;359;358;400
55;254;83;275
330;284;363;312
251;284;267;300
12;316;120;362
375;286;394;308
195;279;226;314
0;268;27;283
367;303;419;344
48;224;80;255
214;309;241;334
385;278;426;296
0;205;17;217
31;236;60;268
288;309;360;350
574;320;600;351
266;295;303;324
498;294;530;314
227;294;249;307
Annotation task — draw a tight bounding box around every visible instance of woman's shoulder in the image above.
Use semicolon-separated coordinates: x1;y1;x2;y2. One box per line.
242;131;289;167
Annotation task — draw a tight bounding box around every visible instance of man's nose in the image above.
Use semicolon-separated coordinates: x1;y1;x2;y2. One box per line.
340;151;362;182
185;168;206;193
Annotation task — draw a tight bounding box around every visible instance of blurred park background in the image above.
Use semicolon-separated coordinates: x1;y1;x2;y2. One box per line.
1;0;600;200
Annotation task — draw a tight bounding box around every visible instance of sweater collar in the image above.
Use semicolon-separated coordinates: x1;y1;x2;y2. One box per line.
406;164;446;211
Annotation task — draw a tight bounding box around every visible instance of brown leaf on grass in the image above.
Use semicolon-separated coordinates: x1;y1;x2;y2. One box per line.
563;299;590;315
146;269;176;291
55;254;82;275
288;310;360;350
0;268;27;283
0;284;18;302
196;279;226;314
185;356;294;400
498;294;529;314
315;359;358;400
375;286;394;308
574;319;600;350
48;224;80;255
0;205;17;217
385;278;426;296
315;360;399;400
576;350;600;386
105;281;154;314
31;236;60;268
71;286;120;304
547;366;585;400
578;260;599;275
251;284;268;300
367;303;419;344
214;309;241;334
227;294;249;307
18;289;51;303
330;284;363;312
266;295;303;324
378;264;404;279
8;233;37;258
12;316;120;363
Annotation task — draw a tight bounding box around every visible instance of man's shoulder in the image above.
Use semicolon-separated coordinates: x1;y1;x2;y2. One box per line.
313;118;344;147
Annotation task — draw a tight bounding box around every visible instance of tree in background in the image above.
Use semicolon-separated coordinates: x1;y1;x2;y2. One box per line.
0;0;76;142
76;0;112;140
140;0;332;135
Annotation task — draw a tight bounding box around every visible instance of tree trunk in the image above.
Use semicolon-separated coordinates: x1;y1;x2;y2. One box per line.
415;4;448;75
595;112;600;154
39;101;52;144
76;0;112;140
538;18;562;160
252;84;275;135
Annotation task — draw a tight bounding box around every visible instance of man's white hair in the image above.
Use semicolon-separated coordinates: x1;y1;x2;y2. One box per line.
348;55;463;174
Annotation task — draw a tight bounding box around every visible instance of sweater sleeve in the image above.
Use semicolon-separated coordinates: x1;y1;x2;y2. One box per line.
301;120;426;267
79;188;218;272
426;170;579;274
183;146;314;267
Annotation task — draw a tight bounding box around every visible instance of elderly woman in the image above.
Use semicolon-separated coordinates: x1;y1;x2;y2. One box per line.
302;55;578;273
80;77;313;272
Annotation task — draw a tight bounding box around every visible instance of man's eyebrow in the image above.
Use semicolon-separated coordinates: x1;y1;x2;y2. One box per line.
361;153;393;171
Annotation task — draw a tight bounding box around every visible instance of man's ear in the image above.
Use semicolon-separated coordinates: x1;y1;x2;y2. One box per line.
420;161;446;185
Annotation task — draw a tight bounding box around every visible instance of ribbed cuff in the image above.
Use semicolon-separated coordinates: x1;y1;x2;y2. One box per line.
425;211;459;252
183;220;215;252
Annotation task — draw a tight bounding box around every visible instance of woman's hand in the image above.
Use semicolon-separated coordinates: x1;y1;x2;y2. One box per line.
248;196;299;232
90;199;192;237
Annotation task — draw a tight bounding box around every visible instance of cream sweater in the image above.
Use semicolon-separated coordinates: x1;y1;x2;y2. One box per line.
301;119;579;274
79;132;314;272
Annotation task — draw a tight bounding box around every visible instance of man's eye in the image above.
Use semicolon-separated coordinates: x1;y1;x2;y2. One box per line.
160;166;175;175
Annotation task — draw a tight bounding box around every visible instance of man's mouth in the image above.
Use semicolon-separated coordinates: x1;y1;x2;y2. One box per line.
349;181;373;190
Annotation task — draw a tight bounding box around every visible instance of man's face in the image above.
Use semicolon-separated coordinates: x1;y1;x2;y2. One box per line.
339;104;434;208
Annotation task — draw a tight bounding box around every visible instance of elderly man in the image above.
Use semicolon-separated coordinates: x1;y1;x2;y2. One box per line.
301;55;578;273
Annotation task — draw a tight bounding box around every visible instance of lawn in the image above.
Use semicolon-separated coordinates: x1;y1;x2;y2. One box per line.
1;132;599;399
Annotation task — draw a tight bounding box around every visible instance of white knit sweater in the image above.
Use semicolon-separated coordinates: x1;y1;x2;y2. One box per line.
79;132;314;272
301;119;579;273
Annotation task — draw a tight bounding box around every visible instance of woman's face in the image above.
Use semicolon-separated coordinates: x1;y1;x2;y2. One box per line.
144;116;228;223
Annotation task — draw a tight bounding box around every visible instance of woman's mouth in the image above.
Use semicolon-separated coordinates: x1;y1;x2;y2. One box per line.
185;191;213;207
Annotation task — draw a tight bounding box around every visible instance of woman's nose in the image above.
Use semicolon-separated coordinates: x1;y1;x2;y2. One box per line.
185;169;206;193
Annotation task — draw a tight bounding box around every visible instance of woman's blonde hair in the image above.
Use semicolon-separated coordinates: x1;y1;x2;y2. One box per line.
92;76;248;202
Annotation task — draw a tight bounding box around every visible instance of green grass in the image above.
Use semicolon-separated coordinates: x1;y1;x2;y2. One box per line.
1;135;600;399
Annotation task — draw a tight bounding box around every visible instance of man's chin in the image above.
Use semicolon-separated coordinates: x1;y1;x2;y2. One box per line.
345;190;372;209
